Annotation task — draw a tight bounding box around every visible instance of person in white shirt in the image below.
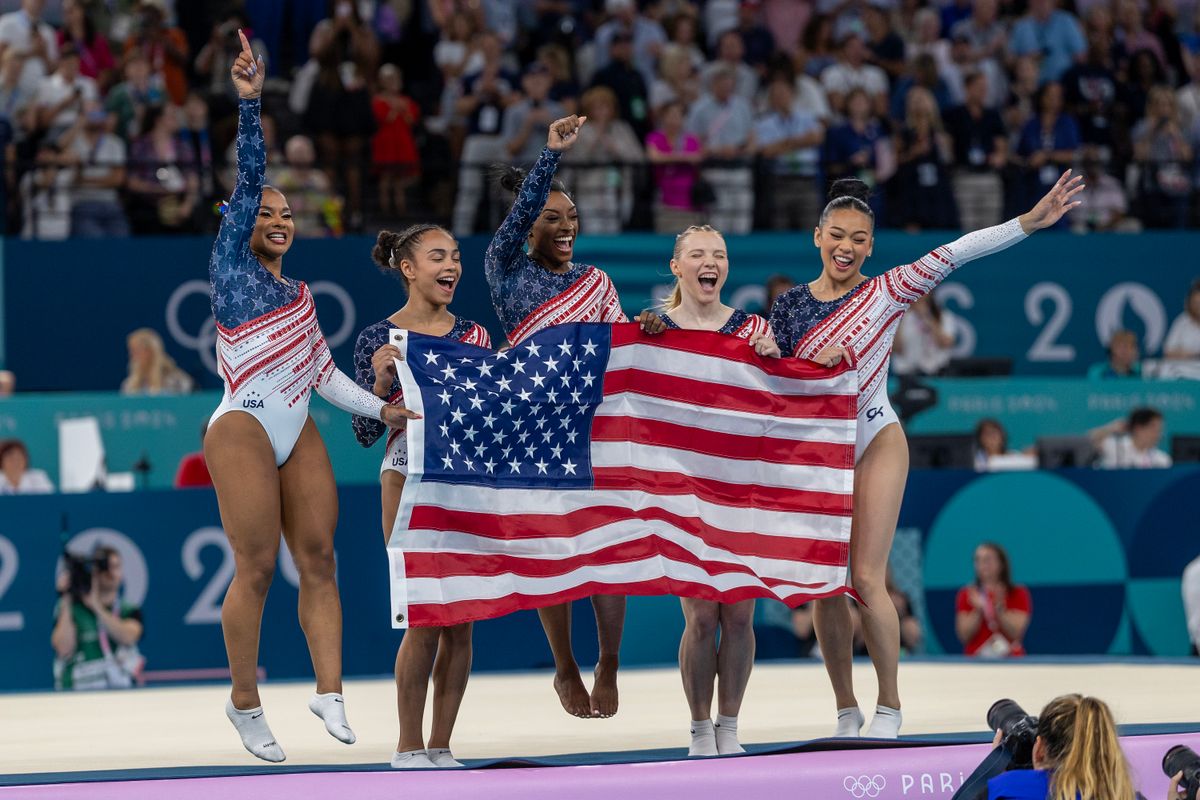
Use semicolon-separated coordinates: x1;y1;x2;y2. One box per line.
0;0;59;96
1164;279;1200;359
821;32;889;118
1091;408;1173;469
698;30;759;102
35;43;96;137
892;294;958;375
0;439;54;494
1183;555;1200;656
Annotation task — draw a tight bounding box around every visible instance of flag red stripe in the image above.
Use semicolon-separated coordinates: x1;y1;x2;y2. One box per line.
407;505;849;563
407;582;852;627
592;466;851;516
590;415;853;468
603;367;855;420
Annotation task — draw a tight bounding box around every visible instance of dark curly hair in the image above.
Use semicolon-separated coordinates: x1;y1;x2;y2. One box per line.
370;224;453;288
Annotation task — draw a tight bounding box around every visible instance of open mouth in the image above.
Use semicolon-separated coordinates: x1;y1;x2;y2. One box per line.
832;254;854;270
554;236;574;254
436;275;456;292
697;273;719;289
266;232;288;246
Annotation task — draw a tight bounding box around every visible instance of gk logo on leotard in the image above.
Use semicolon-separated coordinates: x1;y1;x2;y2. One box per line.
843;775;886;798
865;406;884;421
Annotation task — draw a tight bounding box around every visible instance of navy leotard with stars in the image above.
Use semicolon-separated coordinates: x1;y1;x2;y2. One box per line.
209;98;298;329
768;281;872;356
662;308;754;335
483;147;626;340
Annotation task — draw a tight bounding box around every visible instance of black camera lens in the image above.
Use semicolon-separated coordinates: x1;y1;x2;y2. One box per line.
987;699;1040;769
1163;745;1200;800
987;699;1027;734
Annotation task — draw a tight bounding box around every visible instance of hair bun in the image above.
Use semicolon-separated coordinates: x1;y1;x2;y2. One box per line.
828;178;871;204
371;230;403;270
491;164;528;195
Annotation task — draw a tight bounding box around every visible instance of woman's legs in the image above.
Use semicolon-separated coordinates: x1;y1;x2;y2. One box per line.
381;469;405;543
679;598;720;721
814;423;909;733
205;411;283;710
429;623;473;749
715;599;755;718
395;627;441;752
679;598;754;755
537;603;593;717
590;595;624;717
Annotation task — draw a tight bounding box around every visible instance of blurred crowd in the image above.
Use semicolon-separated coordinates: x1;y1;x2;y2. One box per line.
3;0;1200;238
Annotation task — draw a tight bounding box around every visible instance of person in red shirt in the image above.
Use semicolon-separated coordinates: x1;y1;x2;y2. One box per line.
174;423;212;488
371;63;420;218
955;542;1032;657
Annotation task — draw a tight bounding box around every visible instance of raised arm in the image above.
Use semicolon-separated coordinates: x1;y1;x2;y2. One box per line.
210;31;266;283
483;115;586;290
883;171;1084;307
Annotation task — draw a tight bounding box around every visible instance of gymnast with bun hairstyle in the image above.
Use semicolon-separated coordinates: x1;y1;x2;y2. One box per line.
768;173;1084;739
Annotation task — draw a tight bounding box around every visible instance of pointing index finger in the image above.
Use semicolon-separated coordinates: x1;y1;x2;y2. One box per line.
238;28;252;57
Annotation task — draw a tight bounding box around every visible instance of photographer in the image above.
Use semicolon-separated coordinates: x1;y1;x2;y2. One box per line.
51;545;144;691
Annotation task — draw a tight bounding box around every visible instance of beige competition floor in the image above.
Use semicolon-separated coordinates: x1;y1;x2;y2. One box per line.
3;661;1198;776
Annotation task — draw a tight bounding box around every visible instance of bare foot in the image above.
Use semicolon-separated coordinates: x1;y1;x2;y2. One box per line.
554;669;594;718
590;658;619;718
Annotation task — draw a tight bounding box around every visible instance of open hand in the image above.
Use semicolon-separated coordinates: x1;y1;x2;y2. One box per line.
1019;170;1084;233
547;114;587;152
229;29;264;99
381;404;420;428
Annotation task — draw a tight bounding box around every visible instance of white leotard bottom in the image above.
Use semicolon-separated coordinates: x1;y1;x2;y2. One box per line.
209;390;309;467
855;385;900;461
380;429;408;477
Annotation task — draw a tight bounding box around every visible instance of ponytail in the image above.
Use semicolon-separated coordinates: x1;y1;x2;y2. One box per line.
662;224;723;312
1039;695;1136;800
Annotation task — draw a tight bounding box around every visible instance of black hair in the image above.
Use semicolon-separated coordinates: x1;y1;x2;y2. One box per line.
371;225;452;286
0;439;28;464
92;544;119;570
974;417;1007;454
1127;406;1162;431
819;178;874;227
490;164;569;207
976;541;1013;592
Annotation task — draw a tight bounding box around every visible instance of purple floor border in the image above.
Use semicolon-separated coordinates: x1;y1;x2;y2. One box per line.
3;733;1196;800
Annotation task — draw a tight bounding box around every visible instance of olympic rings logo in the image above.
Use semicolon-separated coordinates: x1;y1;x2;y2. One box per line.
843;775;886;798
165;280;356;376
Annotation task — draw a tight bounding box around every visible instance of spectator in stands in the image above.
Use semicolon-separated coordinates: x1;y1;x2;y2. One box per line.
735;0;775;73
104;52;161;142
1061;21;1120;156
60;101;129;238
591;30;651;143
1164;279;1200;359
122;0;189;106
372;64;420;219
125;103;199;234
787;48;832;122
686;66;756;234
0;47;37;144
700;29;758;103
1184;555;1200;657
664;13;705;72
1089;329;1142;379
648;43;700;115
0;438;53;493
274;135;340;238
1178;50;1200;135
57;0;114;89
906;8;951;81
949;0;1008;108
34;44;98;140
504;62;567;167
1124;49;1167;123
1132;86;1193;230
764;274;794;316
1115;0;1167;71
823;87;892;220
893;86;959;231
974;418;1009;470
19;138;72;239
863;5;906;85
801;14;838;79
449;34;515;235
561;85;643;235
1015;81;1080;227
646;98;703;233
893;293;958;376
956;542;1032;658
1003;55;1041;141
889;52;954;122
0;370;13;397
174;423;213;489
1009;0;1086;84
821;32;888;118
1091;407;1173;469
193;9;263;124
946;71;1007;231
593;0;667;91
1074;148;1135;233
120;327;193;396
754;76;823;230
539;44;579;114
0;0;59;97
52;544;144;690
178;91;214;217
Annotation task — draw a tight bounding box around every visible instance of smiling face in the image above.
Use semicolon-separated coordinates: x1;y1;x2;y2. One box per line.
250;188;294;261
671;229;729;307
974;545;1002;584
814;208;873;283
399;229;462;308
528;190;578;269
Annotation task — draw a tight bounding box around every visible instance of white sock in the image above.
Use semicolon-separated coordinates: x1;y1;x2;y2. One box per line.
714;714;744;755
391;749;435;769
225;698;286;763
834;706;865;738
308;692;356;744
688;719;718;756
866;705;902;739
427;747;464;768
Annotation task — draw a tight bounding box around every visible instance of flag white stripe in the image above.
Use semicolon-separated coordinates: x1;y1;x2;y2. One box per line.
404;483;850;539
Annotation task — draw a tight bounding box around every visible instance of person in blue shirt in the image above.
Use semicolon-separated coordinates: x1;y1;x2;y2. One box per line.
1016;81;1080;226
1009;0;1086;84
988;694;1138;800
1087;330;1142;380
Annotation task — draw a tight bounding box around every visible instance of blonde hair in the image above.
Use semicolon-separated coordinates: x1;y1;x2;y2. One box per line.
662;224;723;311
580;85;619;119
122;328;182;393
905;85;944;133
1038;694;1136;800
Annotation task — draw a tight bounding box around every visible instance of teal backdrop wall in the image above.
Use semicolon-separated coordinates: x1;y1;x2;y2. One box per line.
5;232;1199;391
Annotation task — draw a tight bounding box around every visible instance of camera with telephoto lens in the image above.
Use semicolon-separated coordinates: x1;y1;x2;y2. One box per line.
988;699;1040;769
1163;745;1200;800
61;548;108;601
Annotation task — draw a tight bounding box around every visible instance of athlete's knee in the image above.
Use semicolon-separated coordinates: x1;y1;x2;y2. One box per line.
685;606;720;639
290;540;336;581
441;623;472;649
719;603;754;632
850;564;886;596
234;556;276;596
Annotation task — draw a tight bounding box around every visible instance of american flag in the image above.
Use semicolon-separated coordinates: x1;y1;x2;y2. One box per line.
386;323;857;628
